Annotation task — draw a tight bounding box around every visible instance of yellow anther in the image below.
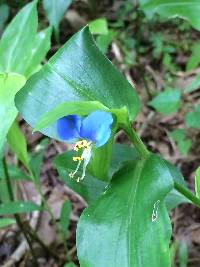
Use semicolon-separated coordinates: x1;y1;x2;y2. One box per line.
74;139;91;151
73;156;84;161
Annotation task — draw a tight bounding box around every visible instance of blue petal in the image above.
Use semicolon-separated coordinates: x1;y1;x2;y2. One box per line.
80;111;113;147
57;115;81;140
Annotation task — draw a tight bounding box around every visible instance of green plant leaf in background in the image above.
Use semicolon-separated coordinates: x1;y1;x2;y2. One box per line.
0;218;15;228
185;105;200;129
89;18;108;35
186;42;200;71
195;167;200;198
140;0;200;31
165;189;190;210
77;154;173;267
42;0;72;41
7;120;30;170
64;263;76;267
60;200;71;239
96;30;116;54
170;129;192;156
186;73;200;93
0;164;30;181
148;88;181;115
178;240;188;267
0;4;9;34
15;27;140;139
0;73;26;151
0;201;42;215
0;1;37;75
0;1;51;77
24;27;52;78
29;138;49;182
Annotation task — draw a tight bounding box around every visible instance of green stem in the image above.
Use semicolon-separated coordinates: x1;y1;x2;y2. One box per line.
174;181;200;208
124;123;150;158
2;158;39;267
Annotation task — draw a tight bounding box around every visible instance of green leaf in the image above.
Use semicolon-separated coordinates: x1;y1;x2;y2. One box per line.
95;30;116;54
29;138;49;181
64;263;76;267
186;73;200;92
178;240;188;267
15;27;140;139
166;189;190;210
0;4;9;33
7;121;30;170
195;167;200;198
170;129;192;156
149;88;181;115
24;27;52;78
185;105;200;129
0;73;26;151
186;42;200;71
140;0;200;31
89;18;108;35
0;218;15;228
77;154;173;267
0;201;42;215
60;200;71;238
0;1;38;74
54;144;139;204
34;101;108;132
0;164;30;181
54;150;108;204
42;0;72;40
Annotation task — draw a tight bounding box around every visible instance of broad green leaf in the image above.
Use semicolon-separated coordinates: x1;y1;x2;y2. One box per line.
195;167;200;198
7;120;30;170
60;200;71;238
170;129;192;156
186;43;200;71
0;1;38;74
0;218;15;228
42;0;72;40
0;4;9;33
15;27;140;139
0;73;26;151
140;0;200;31
77;154;173;267
24;27;52;78
0;201;42;215
149;88;181;115
89;18;108;35
185;105;200;129
34;101;108;132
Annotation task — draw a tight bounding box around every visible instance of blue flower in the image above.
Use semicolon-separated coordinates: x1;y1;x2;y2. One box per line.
57;110;113;181
57;110;113;147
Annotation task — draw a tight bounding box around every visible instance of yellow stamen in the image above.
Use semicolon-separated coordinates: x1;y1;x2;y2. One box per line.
73;139;91;151
73;156;84;161
70;140;92;182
